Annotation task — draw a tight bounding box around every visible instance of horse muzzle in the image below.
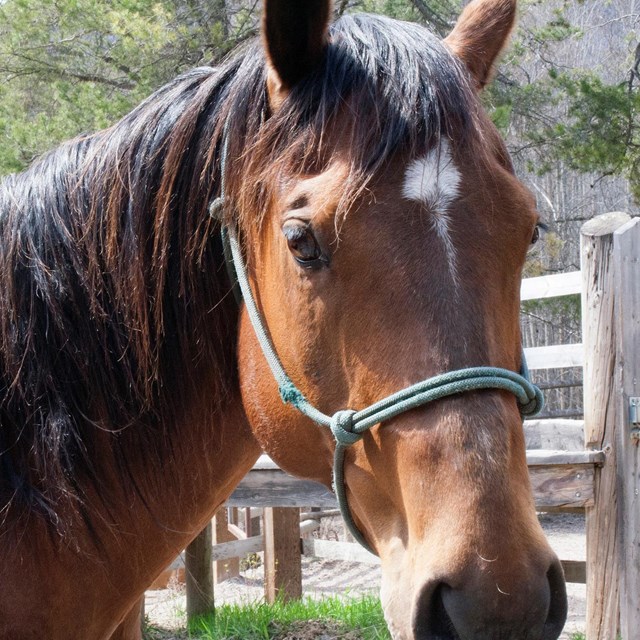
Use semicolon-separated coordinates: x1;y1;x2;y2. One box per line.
381;553;567;640
414;556;567;640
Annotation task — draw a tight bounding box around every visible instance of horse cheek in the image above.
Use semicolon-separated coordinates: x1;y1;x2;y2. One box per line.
237;309;334;487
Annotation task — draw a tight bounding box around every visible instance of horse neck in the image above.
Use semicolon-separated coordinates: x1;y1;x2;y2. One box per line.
1;370;260;638
91;267;257;527
112;370;259;550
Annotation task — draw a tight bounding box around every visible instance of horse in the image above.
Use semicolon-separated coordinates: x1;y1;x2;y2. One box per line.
0;0;568;638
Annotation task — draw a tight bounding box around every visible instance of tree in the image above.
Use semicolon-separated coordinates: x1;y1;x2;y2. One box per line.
540;70;640;202
0;0;258;173
485;0;639;208
2;0;638;215
494;11;639;203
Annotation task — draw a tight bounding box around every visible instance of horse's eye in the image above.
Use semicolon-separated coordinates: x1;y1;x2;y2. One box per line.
531;226;540;245
531;222;547;246
282;219;327;269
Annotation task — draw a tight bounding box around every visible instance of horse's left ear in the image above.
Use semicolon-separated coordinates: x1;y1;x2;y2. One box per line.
263;0;332;108
444;0;517;90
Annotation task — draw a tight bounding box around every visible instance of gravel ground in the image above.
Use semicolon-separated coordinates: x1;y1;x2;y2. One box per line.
145;513;586;639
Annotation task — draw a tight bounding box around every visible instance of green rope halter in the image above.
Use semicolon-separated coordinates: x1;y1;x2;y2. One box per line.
221;225;543;554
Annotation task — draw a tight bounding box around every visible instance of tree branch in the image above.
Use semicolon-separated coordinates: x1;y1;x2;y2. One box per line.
629;42;640;93
410;0;452;35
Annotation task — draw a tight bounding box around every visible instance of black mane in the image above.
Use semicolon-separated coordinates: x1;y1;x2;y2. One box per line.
0;14;474;531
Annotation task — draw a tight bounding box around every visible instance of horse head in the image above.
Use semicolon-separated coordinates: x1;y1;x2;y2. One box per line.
234;1;568;638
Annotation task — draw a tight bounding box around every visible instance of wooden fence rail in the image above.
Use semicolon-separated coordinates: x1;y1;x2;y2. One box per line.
175;213;640;640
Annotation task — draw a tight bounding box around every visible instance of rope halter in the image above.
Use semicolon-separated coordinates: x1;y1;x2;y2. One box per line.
221;224;543;554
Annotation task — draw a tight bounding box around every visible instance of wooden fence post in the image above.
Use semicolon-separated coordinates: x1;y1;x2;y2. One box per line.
185;522;214;622
213;508;240;583
613;217;640;640
581;211;630;640
263;507;302;603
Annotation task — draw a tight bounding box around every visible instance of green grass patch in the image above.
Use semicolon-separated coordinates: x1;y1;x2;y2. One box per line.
570;635;621;640
189;594;391;640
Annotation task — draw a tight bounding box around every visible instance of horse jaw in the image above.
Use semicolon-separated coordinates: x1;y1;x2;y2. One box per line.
379;536;417;640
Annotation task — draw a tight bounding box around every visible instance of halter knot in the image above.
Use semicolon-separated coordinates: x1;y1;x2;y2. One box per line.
208;196;225;220
330;410;361;446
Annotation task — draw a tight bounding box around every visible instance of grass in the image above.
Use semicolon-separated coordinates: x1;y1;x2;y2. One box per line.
188;594;391;640
145;593;590;640
570;636;621;640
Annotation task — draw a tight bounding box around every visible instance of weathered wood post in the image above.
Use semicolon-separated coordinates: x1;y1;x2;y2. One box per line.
581;212;627;639
213;507;240;583
581;212;640;640
263;507;302;603
185;522;214;622
613;217;640;640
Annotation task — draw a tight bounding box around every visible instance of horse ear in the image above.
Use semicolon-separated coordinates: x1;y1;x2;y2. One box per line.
444;0;517;90
263;0;332;108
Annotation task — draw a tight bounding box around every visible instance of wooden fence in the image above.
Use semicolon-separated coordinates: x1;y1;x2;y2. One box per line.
170;213;640;640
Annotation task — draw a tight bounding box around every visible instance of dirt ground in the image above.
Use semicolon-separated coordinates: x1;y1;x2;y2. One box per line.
145;512;586;639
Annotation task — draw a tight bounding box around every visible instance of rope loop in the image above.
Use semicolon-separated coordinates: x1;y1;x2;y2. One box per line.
520;386;544;417
330;410;361;446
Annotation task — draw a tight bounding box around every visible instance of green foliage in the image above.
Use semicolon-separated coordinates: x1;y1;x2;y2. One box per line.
188;594;390;640
485;3;639;204
515;69;640;201
358;0;421;21
356;0;456;33
521;294;581;326
0;0;251;175
530;8;583;43
544;73;640;201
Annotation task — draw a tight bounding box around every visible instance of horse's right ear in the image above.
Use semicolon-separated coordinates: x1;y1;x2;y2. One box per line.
263;0;332;109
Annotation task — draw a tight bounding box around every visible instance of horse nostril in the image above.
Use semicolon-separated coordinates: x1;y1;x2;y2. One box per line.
413;583;459;640
431;584;460;640
543;559;568;640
